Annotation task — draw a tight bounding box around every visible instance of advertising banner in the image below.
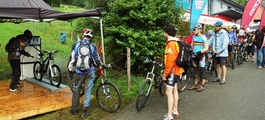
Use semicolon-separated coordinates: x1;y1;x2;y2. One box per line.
241;0;262;29
190;0;207;33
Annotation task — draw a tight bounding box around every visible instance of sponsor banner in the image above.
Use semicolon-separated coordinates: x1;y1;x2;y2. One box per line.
190;0;207;33
241;0;262;29
175;0;191;10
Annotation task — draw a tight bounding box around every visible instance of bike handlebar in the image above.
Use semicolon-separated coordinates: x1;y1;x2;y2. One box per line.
141;56;164;67
42;50;60;54
37;50;60;57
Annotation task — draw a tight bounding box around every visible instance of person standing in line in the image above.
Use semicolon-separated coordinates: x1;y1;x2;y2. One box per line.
226;25;237;67
245;31;255;62
8;30;32;92
162;24;184;120
68;28;103;119
253;27;265;68
208;21;229;85
188;24;208;92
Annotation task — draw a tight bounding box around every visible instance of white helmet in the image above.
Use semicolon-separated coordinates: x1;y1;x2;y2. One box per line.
82;29;93;38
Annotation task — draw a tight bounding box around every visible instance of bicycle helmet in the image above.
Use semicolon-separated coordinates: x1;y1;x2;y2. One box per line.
214;21;223;27
207;30;214;36
193;24;202;29
232;25;237;30
226;25;232;31
238;29;245;36
82;29;94;38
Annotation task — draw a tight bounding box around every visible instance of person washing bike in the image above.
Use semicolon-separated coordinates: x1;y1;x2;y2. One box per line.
7;30;32;92
162;24;184;120
68;28;103;119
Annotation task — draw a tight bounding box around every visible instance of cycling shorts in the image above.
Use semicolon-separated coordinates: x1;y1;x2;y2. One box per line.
165;74;179;88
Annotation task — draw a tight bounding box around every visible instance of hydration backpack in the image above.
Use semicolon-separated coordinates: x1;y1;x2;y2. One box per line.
175;41;192;68
5;37;17;52
75;41;93;71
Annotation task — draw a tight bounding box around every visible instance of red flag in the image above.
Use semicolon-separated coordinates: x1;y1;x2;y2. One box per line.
241;0;262;29
259;9;265;31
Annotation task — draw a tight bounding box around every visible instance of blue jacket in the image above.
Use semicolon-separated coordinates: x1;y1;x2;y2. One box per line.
208;29;229;57
68;39;102;74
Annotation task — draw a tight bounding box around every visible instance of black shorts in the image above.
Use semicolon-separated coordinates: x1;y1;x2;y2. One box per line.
165;74;179;88
214;57;227;66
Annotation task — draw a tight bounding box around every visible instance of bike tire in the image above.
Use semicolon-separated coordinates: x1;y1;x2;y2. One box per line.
49;64;62;87
178;74;189;92
136;79;151;111
33;62;43;81
96;81;122;113
158;80;166;96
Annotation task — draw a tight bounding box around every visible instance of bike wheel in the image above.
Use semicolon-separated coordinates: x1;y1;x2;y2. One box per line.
136;79;151;111
33;62;43;81
96;81;122;113
159;81;166;96
178;74;188;92
49;64;62;87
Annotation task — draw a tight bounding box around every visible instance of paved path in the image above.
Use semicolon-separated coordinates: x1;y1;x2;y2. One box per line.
103;61;265;120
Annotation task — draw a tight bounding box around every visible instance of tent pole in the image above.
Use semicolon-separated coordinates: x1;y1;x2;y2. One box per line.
100;18;105;64
100;17;107;77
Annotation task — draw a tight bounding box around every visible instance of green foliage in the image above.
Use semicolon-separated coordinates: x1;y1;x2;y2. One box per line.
233;0;247;5
101;0;183;74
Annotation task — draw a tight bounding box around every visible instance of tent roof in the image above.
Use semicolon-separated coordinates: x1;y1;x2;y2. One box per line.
0;0;101;23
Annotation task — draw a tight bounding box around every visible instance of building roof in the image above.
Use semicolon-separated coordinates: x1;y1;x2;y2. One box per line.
212;9;242;20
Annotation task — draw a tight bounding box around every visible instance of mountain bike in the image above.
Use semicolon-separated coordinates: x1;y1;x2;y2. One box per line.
234;44;242;65
135;57;165;111
69;64;122;113
33;50;62;87
205;51;217;81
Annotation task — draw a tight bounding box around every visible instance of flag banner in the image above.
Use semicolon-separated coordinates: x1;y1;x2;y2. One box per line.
175;0;191;10
189;0;207;33
259;9;265;30
241;0;262;29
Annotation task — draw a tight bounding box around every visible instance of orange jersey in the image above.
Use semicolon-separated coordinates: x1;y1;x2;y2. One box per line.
164;40;184;77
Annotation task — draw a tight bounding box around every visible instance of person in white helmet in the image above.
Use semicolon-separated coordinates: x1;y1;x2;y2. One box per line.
68;28;103;119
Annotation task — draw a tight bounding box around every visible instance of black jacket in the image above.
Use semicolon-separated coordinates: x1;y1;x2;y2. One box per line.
7;34;30;61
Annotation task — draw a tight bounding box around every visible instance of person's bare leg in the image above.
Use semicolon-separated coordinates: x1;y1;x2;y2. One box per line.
166;87;174;118
172;85;179;117
216;64;221;79
222;65;227;80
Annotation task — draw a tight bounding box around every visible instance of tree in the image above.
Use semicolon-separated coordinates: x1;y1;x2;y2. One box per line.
102;0;183;73
233;0;247;5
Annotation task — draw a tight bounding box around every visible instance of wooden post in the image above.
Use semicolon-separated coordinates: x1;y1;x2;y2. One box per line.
127;48;131;91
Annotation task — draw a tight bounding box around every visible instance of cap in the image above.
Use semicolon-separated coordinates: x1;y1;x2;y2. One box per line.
214;21;223;27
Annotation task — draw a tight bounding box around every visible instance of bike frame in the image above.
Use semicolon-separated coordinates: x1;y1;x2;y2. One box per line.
145;65;156;95
38;51;56;77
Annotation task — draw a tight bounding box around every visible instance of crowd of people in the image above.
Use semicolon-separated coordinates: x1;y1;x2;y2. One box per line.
162;22;265;120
